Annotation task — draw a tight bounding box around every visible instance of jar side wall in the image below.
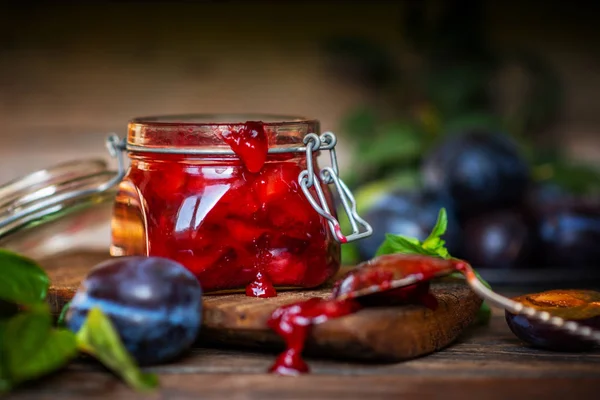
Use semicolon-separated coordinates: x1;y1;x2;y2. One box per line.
111;154;340;294
110;176;149;257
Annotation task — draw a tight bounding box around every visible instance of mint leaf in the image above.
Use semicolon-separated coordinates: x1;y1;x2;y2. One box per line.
0;249;49;305
424;208;448;243
376;208;451;260
421;237;450;260
3;309;77;385
76;308;158;392
376;234;424;256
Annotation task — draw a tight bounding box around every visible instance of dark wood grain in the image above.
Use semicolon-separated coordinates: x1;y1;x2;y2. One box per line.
8;373;600;400
7;310;600;399
41;251;482;362
41;250;109;314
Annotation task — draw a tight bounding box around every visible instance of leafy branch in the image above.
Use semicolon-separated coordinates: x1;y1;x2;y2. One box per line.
0;250;158;393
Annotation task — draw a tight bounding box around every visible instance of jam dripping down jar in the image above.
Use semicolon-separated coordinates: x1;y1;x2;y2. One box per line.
108;114;372;296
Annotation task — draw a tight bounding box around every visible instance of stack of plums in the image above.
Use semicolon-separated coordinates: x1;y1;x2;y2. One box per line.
355;130;600;270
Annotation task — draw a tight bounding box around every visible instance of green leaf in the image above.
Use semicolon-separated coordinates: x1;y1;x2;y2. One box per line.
424;208;448;243
76;308;158;392
3;309;77;385
0;249;49;305
376;209;451;260
423;240;450;260
376;234;423;257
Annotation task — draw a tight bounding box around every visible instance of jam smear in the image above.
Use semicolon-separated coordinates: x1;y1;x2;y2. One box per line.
267;254;464;375
267;297;361;376
332;254;459;299
221;121;269;173
333;224;348;244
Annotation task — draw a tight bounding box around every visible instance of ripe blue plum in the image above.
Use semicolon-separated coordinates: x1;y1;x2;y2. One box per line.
505;290;600;351
65;256;203;365
537;201;600;268
422;130;530;216
462;210;534;269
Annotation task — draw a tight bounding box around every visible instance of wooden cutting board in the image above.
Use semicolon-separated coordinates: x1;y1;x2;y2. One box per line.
41;250;482;362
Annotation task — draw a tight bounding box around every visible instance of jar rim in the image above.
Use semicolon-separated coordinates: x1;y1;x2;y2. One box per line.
126;113;321;151
129;113;318;127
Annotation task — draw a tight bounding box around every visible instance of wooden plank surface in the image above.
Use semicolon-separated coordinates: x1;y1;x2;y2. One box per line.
6;308;600;399
199;281;480;361
12;251;598;399
42;251;482;362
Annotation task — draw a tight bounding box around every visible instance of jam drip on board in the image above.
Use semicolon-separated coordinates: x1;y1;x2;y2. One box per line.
267;254;465;375
117;120;341;298
267;297;361;376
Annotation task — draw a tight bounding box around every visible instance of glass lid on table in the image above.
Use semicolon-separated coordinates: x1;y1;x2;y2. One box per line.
0;158;119;262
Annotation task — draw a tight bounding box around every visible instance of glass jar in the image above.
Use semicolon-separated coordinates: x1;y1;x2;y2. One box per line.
109;114;372;296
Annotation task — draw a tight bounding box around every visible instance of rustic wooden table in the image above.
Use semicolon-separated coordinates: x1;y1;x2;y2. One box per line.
7;294;600;400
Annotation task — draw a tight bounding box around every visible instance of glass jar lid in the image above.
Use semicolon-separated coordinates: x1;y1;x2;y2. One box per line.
0;157;121;259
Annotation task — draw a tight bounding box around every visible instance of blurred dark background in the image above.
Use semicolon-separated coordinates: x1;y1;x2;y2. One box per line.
0;1;598;178
1;0;599;276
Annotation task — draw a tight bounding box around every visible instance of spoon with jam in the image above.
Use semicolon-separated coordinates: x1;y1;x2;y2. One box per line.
333;254;600;343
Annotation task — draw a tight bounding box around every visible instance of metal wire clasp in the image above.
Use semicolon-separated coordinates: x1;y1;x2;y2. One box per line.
299;132;373;243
